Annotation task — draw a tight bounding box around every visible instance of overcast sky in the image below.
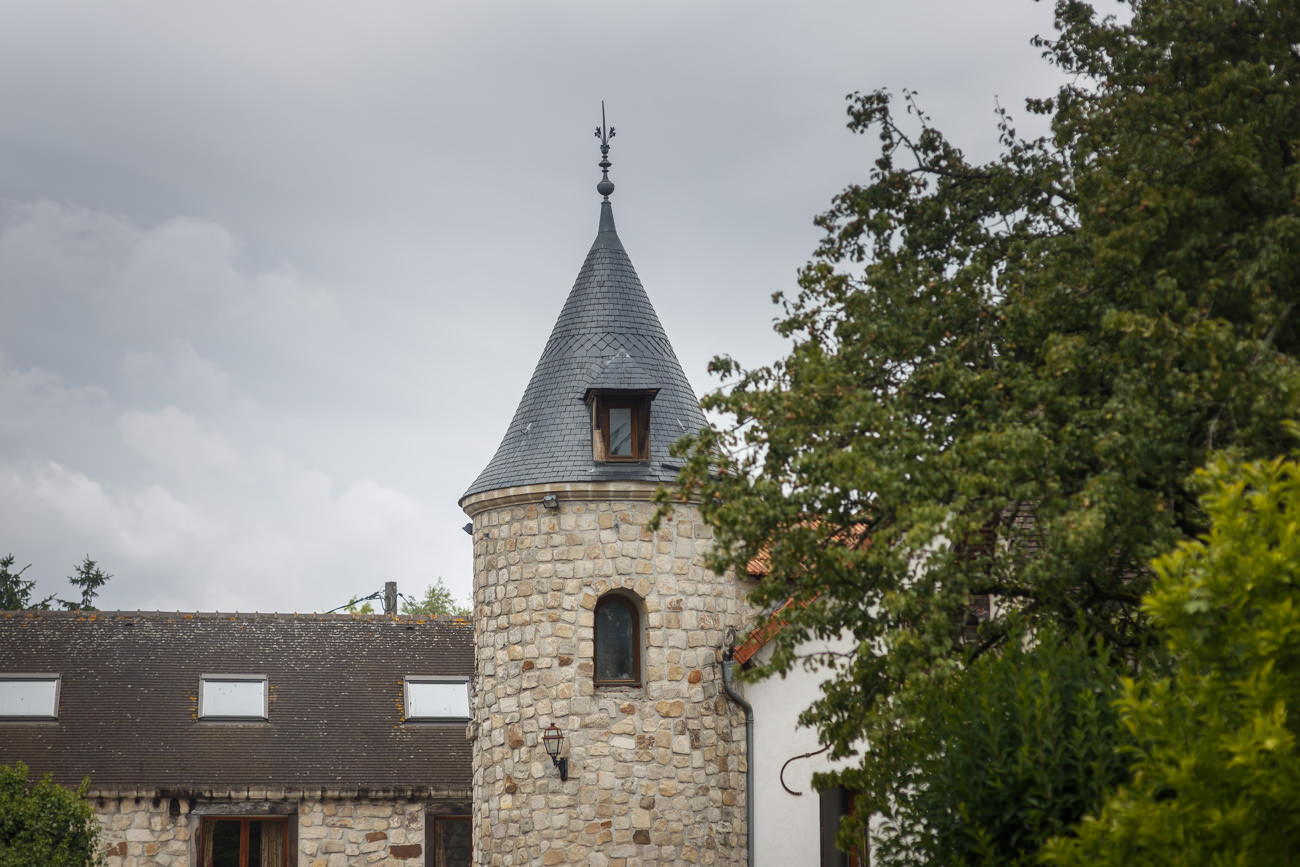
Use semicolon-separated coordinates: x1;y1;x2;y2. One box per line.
0;0;1071;613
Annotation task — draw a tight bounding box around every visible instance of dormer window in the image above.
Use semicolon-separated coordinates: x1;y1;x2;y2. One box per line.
588;390;654;462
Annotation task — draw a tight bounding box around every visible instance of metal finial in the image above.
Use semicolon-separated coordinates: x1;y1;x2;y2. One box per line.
594;101;615;200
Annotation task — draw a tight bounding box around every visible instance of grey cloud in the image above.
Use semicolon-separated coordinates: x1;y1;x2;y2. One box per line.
0;0;1067;613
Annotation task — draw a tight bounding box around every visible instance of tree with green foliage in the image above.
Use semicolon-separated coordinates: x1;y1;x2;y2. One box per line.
1042;452;1300;865
63;557;111;611
662;0;1300;858
342;595;377;614
401;578;471;618
0;554;113;612
0;762;102;867
339;579;469;617
0;555;48;611
858;628;1134;865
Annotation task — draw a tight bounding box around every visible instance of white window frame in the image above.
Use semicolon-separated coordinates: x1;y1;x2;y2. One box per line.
0;674;60;720
199;674;268;720
404;677;470;721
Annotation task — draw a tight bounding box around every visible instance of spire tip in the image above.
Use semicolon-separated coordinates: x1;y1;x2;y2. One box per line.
594;101;615;200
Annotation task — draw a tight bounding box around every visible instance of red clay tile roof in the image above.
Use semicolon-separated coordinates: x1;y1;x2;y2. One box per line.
743;521;872;579
731;596;802;665
736;522;870;662
745;549;772;578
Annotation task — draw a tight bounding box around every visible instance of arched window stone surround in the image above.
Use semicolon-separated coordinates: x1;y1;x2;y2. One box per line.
594;590;643;686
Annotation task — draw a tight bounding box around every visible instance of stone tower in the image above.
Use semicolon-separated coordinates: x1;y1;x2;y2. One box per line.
459;115;749;867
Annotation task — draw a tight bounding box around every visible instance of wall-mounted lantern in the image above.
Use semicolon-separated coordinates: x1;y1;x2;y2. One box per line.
542;722;569;781
542;493;559;511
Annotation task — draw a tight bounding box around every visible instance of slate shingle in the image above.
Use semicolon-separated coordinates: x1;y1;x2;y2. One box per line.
462;201;707;500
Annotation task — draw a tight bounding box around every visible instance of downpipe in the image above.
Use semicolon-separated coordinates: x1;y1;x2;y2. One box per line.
721;650;754;867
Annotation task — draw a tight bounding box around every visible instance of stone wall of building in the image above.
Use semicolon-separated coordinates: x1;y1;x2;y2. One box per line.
94;794;449;866
466;488;750;867
298;797;427;865
96;796;190;866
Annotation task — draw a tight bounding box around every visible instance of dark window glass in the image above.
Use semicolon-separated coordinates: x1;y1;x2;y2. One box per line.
428;815;472;867
202;817;287;867
608;407;633;456
248;821;266;864
819;787;865;867
594;595;640;685
210;819;241;867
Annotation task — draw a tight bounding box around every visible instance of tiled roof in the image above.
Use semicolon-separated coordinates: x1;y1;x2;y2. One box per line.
734;522;872;664
743;522;873;578
462;201;707;500
731;597;803;666
0;610;473;798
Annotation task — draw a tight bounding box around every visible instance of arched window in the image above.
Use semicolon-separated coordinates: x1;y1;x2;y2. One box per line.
594;593;641;686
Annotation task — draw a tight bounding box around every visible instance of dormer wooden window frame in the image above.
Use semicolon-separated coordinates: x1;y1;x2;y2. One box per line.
587;389;656;463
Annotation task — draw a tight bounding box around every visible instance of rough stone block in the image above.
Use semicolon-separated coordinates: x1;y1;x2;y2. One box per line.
389;843;422;859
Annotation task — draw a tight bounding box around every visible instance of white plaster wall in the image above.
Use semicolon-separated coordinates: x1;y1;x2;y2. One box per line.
742;632;859;867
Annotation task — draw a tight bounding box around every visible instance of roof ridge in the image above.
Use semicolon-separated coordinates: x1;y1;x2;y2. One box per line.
0;609;473;623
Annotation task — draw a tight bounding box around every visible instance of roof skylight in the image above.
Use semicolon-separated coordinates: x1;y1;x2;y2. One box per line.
199;674;267;720
0;674;60;719
404;677;469;720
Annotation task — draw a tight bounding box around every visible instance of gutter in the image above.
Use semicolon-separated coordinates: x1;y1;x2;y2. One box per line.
721;651;754;867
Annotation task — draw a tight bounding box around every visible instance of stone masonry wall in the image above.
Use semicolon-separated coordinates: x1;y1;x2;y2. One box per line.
298;798;427;865
94;795;437;866
96;796;190;866
468;493;749;867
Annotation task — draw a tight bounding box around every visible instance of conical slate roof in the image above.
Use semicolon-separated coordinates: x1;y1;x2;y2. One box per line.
462;200;707;500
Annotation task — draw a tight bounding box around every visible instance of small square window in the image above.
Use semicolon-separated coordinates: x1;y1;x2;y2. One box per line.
0;674;60;719
589;391;653;462
404;677;470;720
199;675;267;720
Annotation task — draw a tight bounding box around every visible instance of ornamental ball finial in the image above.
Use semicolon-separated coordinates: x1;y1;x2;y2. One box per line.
595;101;615;201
